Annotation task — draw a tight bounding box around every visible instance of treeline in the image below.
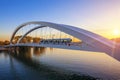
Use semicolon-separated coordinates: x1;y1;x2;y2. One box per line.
0;36;41;46
13;36;41;43
0;40;10;46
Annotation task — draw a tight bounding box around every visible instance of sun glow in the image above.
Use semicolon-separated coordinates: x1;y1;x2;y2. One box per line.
113;28;120;38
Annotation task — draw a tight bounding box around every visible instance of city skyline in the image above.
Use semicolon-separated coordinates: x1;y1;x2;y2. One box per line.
0;0;120;41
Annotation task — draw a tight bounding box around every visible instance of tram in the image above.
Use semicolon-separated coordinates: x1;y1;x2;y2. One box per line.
40;38;72;44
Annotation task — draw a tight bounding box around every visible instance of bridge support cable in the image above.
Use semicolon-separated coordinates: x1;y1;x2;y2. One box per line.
59;30;61;39
21;28;23;42
49;27;51;39
45;27;47;39
49;27;52;39
43;28;45;39
41;28;43;39
40;28;42;39
47;27;49;39
35;29;37;37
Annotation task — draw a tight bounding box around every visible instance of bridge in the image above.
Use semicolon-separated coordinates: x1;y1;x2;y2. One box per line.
6;21;120;61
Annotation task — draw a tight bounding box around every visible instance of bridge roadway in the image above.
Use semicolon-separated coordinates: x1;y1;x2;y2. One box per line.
6;42;105;53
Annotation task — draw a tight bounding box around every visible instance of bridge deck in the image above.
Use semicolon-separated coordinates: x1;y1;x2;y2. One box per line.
6;43;104;53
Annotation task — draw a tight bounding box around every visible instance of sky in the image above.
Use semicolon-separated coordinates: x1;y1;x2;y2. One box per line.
0;0;120;41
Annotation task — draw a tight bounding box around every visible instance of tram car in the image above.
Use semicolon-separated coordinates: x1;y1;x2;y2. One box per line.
40;38;72;44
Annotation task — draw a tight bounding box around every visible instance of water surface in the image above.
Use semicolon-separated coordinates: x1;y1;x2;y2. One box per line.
0;47;120;80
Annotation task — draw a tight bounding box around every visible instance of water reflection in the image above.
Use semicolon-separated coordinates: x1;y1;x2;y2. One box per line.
33;47;46;56
0;47;120;80
10;47;44;65
7;47;96;80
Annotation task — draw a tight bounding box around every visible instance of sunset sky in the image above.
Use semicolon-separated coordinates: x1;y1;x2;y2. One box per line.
0;0;120;41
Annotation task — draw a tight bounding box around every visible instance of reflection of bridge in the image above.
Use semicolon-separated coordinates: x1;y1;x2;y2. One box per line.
6;21;120;61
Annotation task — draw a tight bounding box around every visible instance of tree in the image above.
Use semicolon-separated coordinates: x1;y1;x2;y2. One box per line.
4;40;10;45
0;41;4;45
33;37;41;43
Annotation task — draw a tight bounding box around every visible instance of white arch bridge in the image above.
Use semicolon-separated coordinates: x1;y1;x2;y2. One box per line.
7;21;120;61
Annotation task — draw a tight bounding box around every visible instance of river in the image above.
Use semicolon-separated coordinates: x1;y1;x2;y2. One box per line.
0;47;120;80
